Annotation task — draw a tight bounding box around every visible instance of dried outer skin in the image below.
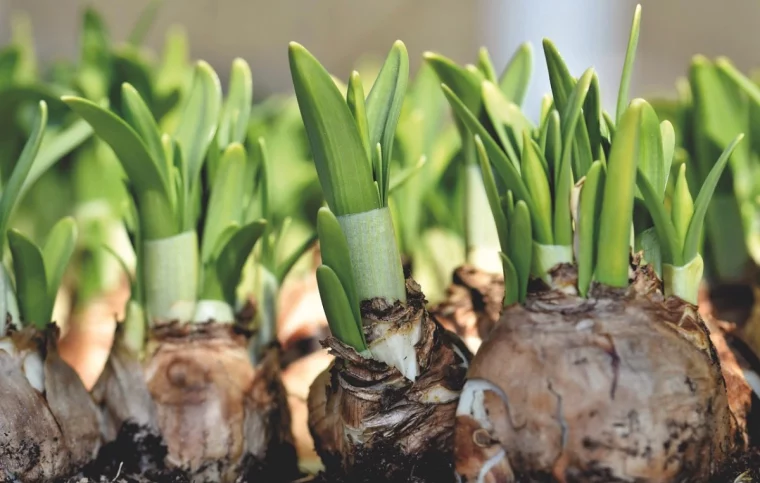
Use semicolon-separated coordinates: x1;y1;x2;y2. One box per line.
739;286;760;366
698;283;758;443
0;325;100;482
90;342;159;442
308;278;471;482
456;264;743;483
702;315;752;445
93;322;299;482
430;265;504;352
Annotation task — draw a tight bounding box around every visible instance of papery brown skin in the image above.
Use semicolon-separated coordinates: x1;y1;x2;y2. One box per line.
456;264;743;483
0;325;100;482
92;322;299;482
308;279;471;483
430;265;504;353
698;282;759;443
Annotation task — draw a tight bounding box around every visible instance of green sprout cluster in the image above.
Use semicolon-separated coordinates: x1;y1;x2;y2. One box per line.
0;102;79;332
431;5;741;305
290;41;410;352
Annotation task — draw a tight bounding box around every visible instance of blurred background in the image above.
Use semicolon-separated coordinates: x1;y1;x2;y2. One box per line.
2;0;760;120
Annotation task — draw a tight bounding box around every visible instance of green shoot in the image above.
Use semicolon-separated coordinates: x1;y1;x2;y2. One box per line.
596;100;645;288
577;161;606;296
9;218;77;329
290;41;409;355
65;59;269;327
616;4;642;125
498;42;533;107
289;43;379;216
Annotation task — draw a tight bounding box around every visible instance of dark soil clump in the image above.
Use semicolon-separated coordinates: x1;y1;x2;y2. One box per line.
311;443;455;483
710;447;760;482
59;422;189;483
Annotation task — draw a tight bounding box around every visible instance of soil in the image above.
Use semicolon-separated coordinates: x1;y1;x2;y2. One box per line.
59;423;189;483
51;422;760;482
59;422;306;483
295;447;760;483
709;447;760;482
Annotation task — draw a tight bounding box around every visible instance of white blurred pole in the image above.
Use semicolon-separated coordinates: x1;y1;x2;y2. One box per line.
478;0;632;122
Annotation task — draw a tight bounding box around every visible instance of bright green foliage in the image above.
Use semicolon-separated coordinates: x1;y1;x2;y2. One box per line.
290;41;409;349
656;56;754;285
10;218;77;329
0;102;81;331
390;63;461;303
289;43;383;215
432;4;724;303
425;44;533;271
64;59;270;326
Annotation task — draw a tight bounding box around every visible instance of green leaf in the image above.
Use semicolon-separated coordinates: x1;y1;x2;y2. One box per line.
439;85;534;217
21;120;93;200
316;265;367;352
316;207;361;328
275;232;318;283
616;4;642;125
289;42;378;215
388;155;426;194
499;42;533;107
112;48;155;108
500;253;520;306
424;52;483;112
509;200;532;301
544;110;561;185
62;96;177;239
571;115;594;178
174;61;222;193
597;99;646;287
366;41;409;205
690;57;751;195
671;164;693;248
683;134;744;263
121;83;169;182
660;120;675;186
635;101;666;200
481;82;519;168
347;71;372;164
543;39;574;113
637;169;681;266
584;73;603;161
216;219;267;305
474;135;508;253
577;161;606;297
477;47;498;83
482;81;534;168
8;230;48;328
42;217;77;303
539;94;553;127
0;47;20;86
202;143;249;262
554;68;594;246
81;7;110;68
521;134;553;244
0;101;47;254
253;137;270;222
128;0;163;46
218;58;253;147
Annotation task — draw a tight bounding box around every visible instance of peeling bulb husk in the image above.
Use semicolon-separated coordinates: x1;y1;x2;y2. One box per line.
308;279;471;482
455;263;742;481
0;326;100;481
